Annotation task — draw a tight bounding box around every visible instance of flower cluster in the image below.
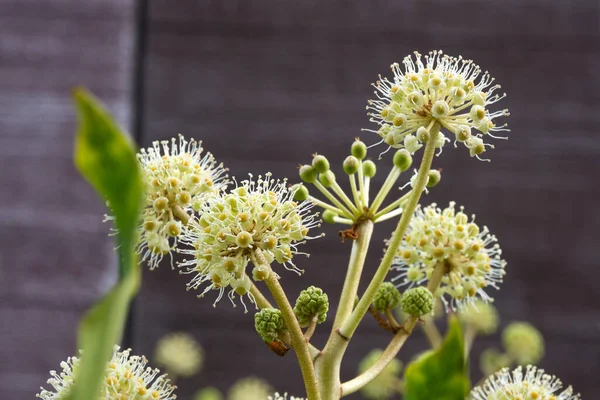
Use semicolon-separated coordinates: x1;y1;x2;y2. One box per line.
179;173;321;309
154;332;204;378
390;202;506;311
458;299;499;335
228;377;272;400
36;346;176;400
134;135;228;270
470;365;580;400
365;50;509;159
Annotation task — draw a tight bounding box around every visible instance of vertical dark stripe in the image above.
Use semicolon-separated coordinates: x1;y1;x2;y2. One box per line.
122;0;148;350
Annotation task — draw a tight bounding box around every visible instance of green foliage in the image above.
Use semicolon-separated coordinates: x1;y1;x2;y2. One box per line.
67;88;143;400
404;317;470;400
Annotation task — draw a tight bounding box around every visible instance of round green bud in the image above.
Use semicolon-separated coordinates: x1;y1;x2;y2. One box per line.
502;322;544;365
351;139;368;160
393;149;412;172
293;286;329;327
252;265;270;281
426;170;441;188
400;287;434;317
479;348;511;376
417;126;429;142
236;231;253;248
312;154;330;173
254;308;285;342
362;160;376;178
322;210;338;224
291;183;309;201
343;156;359;175
458;300;499;335
299;165;318;183
195;387;224;400
318;170;336;187
372;282;402;313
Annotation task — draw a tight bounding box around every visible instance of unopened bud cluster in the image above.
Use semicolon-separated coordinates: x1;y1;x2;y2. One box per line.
36;346;176;400
400;286;434;317
391;202;506;311
293;286;329;327
365;50;509;160
178;173;321;309
372;282;402;313
254;308;286;342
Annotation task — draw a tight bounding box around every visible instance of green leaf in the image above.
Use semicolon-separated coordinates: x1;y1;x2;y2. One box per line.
404;316;471;400
67;88;143;400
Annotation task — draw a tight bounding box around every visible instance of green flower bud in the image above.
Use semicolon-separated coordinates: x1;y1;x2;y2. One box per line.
312;154;330;173
502;322;544;365
393;149;412;172
458;300;499;335
362;160;376;178
479;348;511;376
322;210;338;224
400;287;434;317
252;265;270;281
358;349;402;400
293;286;329;327
195;387;224;400
372;282;402;313
254;308;285;342
426;169;441;187
343;156;359;175
299;165;318;183
351;139;368;160
417;126;429;142
318;170;336;188
291;183;309;201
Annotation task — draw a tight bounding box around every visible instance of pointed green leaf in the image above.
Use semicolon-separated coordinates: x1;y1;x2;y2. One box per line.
67;88;143;400
404;316;471;400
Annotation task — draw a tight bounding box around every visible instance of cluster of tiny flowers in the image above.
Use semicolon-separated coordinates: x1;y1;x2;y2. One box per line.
113;134;228;271
267;393;305;400
154;332;204;378
365;50;509;160
37;346;176;400
390;202;506;311
178;173;321;309
470;366;581;400
229;377;272;400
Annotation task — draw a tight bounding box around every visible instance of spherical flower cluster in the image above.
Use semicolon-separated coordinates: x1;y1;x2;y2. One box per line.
194;387;223;400
178;173;321;309
36;346;176;400
503;322;545;365
365;50;509;160
458;299;499;335
154;332;204;378
135;135;229;270
390;202;506;311
268;393;305;400
470;365;581;400
358;349;403;400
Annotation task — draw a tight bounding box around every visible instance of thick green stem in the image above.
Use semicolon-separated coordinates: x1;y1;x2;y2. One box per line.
332;220;375;329
340;122;440;339
257;252;320;400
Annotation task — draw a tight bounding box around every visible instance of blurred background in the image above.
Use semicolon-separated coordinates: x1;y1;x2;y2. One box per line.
1;0;599;399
